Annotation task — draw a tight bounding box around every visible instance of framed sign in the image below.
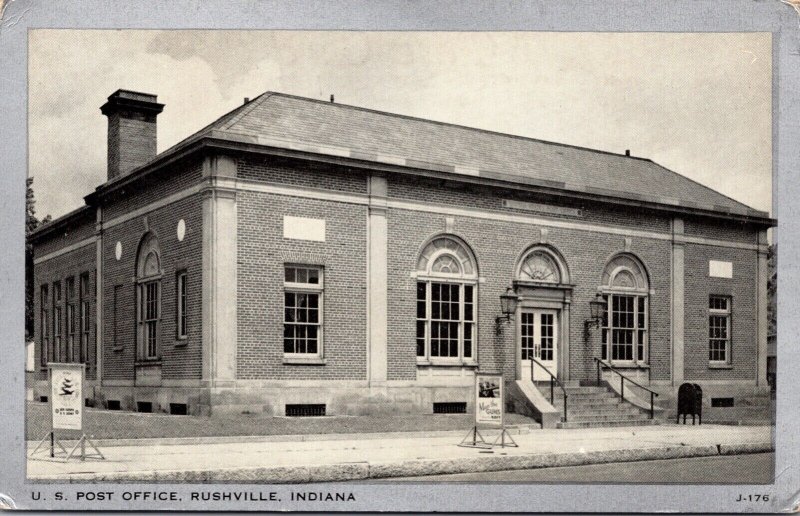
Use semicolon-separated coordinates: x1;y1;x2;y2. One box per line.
49;363;84;431
475;372;504;427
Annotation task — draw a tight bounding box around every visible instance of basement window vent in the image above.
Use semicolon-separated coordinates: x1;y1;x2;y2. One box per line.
136;401;153;413
433;402;467;414
285;404;326;417
170;403;188;415
106;400;121;410
711;397;735;408
39;396;48;403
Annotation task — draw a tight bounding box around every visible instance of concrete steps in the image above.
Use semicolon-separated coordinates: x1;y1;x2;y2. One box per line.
535;383;657;429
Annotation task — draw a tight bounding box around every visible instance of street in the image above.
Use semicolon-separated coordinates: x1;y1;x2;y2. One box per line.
378;452;774;483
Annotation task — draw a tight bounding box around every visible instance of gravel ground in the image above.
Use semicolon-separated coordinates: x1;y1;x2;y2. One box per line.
25;401;538;440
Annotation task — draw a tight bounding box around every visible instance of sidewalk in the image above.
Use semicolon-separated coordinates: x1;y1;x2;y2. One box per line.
27;423;773;482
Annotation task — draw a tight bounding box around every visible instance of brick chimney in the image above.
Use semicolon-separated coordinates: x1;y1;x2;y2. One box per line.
100;89;164;180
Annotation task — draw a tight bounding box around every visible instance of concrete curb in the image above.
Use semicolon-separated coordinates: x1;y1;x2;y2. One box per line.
29;442;774;483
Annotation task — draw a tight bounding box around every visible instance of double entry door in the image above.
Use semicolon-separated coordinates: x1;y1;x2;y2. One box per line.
520;309;559;382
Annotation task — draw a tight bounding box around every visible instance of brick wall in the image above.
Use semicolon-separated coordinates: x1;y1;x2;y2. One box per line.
237;190;367;380
33;228;97;381
386;202;673;383
388;174;673;233
101;190;204;381
238;154;369;194
683;243;758;380
103;157;203;221
684;215;758;244
35;209;96;257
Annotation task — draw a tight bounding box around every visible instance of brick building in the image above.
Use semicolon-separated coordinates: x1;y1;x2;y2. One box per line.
30;89;775;425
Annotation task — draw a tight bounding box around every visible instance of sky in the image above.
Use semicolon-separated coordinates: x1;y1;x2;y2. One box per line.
28;30;772;221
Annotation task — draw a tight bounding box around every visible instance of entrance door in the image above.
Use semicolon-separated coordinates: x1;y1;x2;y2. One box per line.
520;309;558;382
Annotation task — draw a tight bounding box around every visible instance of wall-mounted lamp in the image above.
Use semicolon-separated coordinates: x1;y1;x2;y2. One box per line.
584;292;606;332
495;287;519;334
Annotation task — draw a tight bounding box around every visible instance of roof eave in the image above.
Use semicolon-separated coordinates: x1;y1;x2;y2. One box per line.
200;135;776;228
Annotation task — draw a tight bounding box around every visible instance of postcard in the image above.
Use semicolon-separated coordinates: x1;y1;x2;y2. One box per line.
0;0;796;512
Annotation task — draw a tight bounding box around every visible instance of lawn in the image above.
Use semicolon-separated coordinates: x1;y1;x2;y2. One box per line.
25;401;537;440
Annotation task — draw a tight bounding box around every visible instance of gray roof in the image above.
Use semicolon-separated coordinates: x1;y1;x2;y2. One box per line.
151;92;770;218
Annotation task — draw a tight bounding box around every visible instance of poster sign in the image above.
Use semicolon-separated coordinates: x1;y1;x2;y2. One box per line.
475;372;504;426
49;363;84;431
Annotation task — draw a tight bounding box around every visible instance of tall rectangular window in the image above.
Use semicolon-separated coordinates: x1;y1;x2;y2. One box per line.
601;294;647;364
141;281;160;359
283;265;323;356
709;296;731;364
176;271;187;339
79;273;90;363
40;285;49;366
416;281;475;361
66;277;76;362
52;281;61;363
113;285;123;349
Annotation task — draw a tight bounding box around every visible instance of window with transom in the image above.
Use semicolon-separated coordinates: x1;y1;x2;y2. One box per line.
136;233;162;361
283;265;323;356
709;296;731;364
416;236;477;363
599;254;649;365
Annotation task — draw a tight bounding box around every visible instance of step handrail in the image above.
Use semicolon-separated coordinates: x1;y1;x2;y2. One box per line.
593;357;658;419
529;357;568;422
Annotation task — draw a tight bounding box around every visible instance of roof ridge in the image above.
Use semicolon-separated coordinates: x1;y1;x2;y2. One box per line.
219;91;275;131
264;91;650;163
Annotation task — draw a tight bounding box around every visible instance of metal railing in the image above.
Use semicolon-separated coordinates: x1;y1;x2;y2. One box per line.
530;357;568;422
593;357;659;419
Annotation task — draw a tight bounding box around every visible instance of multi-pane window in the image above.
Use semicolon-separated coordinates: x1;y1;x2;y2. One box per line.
415;237;478;364
141;281;160;359
79;273;90;364
176;271;187;339
40;285;49;366
113;285;123;348
416;282;475;360
601;294;648;363
66;277;76;362
136;234;162;360
709;296;731;364
599;255;650;365
52;281;61;363
283;265;323;356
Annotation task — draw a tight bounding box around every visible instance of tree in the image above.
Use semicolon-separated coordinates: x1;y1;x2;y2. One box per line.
26;177;50;341
767;244;776;336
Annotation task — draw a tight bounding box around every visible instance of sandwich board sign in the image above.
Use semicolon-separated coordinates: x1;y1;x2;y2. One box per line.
459;372;517;448
50;363;83;430
29;363;104;461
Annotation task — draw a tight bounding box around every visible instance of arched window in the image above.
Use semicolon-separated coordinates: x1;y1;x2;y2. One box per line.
599;253;649;364
415;236;477;363
136;233;162;360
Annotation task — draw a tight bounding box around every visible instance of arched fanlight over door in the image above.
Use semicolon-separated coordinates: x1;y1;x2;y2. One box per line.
518;250;561;283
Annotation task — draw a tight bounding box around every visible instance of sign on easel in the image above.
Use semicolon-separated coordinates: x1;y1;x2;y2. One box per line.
459;372;518;448
50;363;83;430
30;363;104;461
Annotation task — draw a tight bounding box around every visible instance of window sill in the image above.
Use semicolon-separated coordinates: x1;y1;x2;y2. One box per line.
602;362;650;370
708;363;733;369
135;360;162;367
112;346;124;353
174;339;188;348
417;359;478;368
283;356;327;365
